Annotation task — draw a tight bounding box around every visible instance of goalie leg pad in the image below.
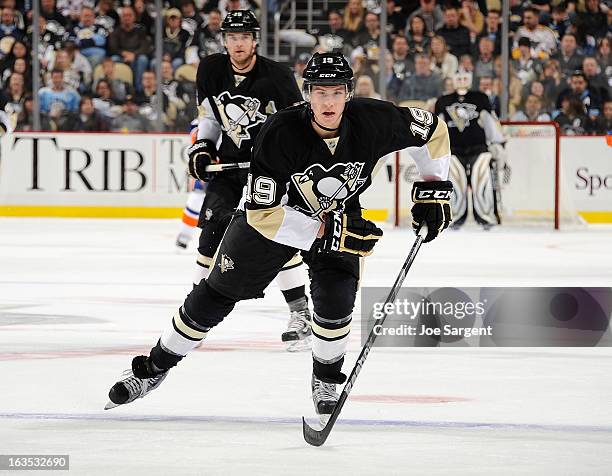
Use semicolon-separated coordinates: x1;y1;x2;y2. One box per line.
471;152;497;226
449;155;468;227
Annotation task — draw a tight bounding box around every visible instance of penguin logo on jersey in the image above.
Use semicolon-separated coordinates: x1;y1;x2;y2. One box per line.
219;254;234;273
213;92;267;147
292;162;367;218
445;102;479;132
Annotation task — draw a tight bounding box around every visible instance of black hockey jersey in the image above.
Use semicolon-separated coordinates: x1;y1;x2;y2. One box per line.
244;99;451;250
196;53;303;164
435;91;495;155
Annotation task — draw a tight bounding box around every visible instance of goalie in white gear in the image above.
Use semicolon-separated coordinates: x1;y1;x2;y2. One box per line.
434;72;509;229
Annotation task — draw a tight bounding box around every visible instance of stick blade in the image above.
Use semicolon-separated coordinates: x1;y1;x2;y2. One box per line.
302;416;331;447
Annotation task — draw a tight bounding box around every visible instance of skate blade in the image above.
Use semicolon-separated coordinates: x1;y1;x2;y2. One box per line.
285;335;312;352
104;400;119;410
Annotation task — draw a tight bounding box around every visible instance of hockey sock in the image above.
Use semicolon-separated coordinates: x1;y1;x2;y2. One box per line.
282;286;307;306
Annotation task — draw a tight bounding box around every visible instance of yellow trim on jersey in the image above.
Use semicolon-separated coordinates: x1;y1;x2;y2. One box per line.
311;320;351;339
245;206;285;240
426;119;451;161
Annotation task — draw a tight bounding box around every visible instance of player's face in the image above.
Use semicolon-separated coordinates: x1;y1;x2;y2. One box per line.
310;85;347;131
225;32;256;65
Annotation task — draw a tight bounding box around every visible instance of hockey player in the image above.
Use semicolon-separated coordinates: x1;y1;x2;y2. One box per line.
187;10;311;350
105;52;453;423
176;125;207;250
434;72;508;229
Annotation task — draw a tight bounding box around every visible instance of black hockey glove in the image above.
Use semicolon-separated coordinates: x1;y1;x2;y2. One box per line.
318;211;383;257
187;139;219;181
411;180;453;243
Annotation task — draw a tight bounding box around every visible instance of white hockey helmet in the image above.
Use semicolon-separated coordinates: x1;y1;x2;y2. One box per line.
452;71;473;95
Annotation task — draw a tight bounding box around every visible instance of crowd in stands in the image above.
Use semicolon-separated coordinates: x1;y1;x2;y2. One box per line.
0;0;610;135
307;0;611;134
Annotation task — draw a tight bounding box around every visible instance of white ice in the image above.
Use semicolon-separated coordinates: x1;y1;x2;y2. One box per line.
1;218;612;475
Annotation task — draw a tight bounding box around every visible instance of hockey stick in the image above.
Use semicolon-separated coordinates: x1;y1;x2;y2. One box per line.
204;162;250;172
302;226;427;447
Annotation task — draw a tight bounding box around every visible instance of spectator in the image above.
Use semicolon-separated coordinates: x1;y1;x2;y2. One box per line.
315;9;352;54
552;34;584;79
161;8;191;71
478;76;499;115
436;5;471;58
390;35;414;82
513;7;557;58
64;40;93;91
63;95;109;131
3;0;25;30
442;76;454;94
108;6;150;93
1;57;30;90
93;78;119;118
540;59;564;105
0;7;24;43
49;48;88;93
353;12;386;60
405;14;431;55
343;0;365;36
459;0;483;38
134;70;172;128
195;8;223;60
0;39;27;80
354;75;381;99
429;35;457;81
161;60;188;113
111;94;150;132
180;0;204;37
508;0;526;33
526;80;554;114
408;0;444;35
575;0;607;41
219;0;251;18
37;16;67;71
477;9;502;55
95;0;119;32
39;68;80;115
133;0;155;38
582;56;610;92
474;36;495;85
39;0;67;27
511;94;552;122
2;71;26;117
512;37;543;85
590;99;612;135
70;6;109;68
555;94;591;135
547;4;571;42
385;0;407;36
15;93;33;130
493;56;522;114
94;57;132;102
458;53;474;75
293;52;309;89
557;71;608;118
595;37;611;80
390;53;442;102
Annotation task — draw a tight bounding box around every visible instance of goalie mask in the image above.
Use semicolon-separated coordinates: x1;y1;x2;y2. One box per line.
452;71;473;96
302;52;354;102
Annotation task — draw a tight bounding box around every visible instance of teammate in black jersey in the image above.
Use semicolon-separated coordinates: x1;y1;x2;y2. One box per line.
434;72;508;229
105;52;453;423
186;11;311;350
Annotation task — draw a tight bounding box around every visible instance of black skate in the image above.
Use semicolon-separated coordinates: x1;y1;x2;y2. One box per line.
175;232;190;249
311;373;341;425
281;305;312;352
104;356;168;410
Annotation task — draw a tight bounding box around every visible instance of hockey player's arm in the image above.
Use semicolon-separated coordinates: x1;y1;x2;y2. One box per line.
386;106;453;241
245;132;321;250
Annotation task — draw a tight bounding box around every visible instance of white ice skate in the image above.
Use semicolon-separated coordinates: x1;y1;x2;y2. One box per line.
311;373;339;426
104;356;168;410
175;232;191;249
281;307;312;352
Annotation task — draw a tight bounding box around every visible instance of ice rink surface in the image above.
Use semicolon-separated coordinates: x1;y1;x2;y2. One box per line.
1;218;612;475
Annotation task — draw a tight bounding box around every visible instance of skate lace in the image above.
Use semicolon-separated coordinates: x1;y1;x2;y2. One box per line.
313;378;337;402
287;309;311;333
120;370;147;399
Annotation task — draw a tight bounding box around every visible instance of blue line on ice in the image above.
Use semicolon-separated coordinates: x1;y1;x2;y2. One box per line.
1;412;611;433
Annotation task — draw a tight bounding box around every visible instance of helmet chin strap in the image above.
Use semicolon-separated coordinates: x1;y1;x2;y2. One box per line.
309;107;341;132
